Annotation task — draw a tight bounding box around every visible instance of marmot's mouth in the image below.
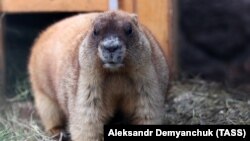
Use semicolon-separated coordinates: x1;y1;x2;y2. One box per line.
103;62;124;70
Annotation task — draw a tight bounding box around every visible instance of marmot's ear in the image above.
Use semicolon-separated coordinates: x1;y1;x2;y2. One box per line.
130;13;138;26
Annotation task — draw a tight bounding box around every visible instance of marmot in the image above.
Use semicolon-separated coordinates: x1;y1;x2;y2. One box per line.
28;10;169;141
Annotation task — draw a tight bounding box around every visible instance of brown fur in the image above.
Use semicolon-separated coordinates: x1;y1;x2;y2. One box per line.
28;11;169;141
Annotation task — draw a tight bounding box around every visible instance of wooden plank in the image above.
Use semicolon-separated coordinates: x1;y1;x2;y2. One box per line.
1;0;109;13
118;0;135;13
171;0;178;75
120;0;175;75
0;13;5;106
0;1;2;12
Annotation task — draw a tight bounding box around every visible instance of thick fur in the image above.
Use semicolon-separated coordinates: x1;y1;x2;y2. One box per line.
28;10;169;141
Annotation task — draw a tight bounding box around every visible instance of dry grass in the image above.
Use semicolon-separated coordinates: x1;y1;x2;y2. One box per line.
1;78;250;140
0;102;55;141
0;79;55;141
165;79;250;124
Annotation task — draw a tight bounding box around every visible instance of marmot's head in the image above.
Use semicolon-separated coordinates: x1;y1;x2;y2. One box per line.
83;11;151;71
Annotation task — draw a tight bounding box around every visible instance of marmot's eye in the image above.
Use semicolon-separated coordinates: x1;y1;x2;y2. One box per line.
93;28;99;36
124;24;133;36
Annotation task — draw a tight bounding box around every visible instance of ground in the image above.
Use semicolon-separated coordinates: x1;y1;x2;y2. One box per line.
165;79;250;124
0;79;250;141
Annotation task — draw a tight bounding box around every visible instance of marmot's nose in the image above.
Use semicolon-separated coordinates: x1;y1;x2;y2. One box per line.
104;45;121;53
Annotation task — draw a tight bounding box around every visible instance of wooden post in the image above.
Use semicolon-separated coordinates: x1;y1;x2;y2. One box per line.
0;13;5;107
118;0;136;13
119;0;176;77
